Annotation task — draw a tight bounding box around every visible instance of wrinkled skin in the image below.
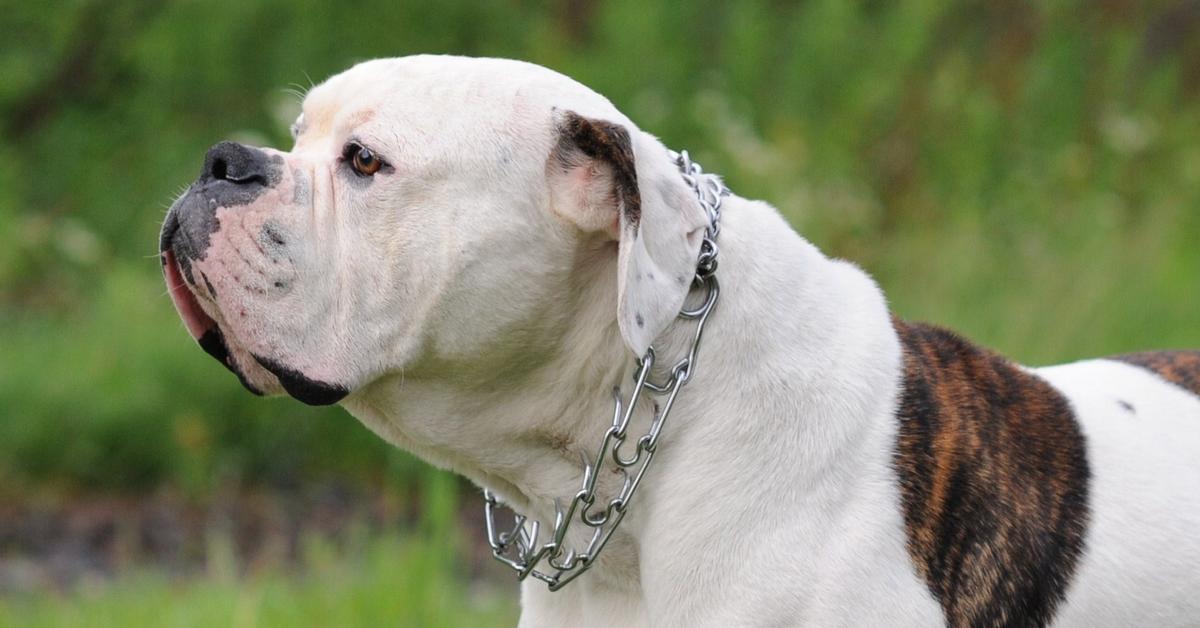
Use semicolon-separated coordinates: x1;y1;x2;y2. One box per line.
162;57;679;404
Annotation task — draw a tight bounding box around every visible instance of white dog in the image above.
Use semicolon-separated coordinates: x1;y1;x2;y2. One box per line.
159;55;1200;627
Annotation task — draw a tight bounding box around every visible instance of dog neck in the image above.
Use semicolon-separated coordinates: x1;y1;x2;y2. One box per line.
341;189;901;607
339;226;634;502
341;229;645;593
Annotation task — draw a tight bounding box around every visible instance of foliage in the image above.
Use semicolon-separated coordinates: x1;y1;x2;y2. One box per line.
1;0;1198;494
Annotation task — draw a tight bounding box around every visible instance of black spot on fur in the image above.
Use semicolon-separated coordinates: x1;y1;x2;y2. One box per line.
1117;399;1136;414
252;354;348;406
635;313;644;328
554;111;641;227
892;318;1090;628
262;223;287;247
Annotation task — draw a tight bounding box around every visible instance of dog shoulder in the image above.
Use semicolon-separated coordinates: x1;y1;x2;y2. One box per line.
890;318;1091;628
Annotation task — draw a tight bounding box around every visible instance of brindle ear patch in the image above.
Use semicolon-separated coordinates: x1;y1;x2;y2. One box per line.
553;110;641;227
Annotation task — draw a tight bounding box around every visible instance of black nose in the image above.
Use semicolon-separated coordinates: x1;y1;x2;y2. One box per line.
202;141;273;187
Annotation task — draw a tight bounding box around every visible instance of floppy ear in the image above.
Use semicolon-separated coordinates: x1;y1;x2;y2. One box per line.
548;110;708;356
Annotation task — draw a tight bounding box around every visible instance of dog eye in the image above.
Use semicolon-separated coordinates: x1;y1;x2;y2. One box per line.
343;142;384;177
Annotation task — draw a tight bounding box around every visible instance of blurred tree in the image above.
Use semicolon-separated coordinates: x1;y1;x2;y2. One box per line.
0;0;1196;494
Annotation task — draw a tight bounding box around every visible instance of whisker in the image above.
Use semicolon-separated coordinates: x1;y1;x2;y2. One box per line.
283;86;306;103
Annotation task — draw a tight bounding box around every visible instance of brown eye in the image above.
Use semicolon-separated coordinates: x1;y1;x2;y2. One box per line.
347;143;383;176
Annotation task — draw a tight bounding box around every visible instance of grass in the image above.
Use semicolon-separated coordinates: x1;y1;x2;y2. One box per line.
0;474;519;627
0;533;517;628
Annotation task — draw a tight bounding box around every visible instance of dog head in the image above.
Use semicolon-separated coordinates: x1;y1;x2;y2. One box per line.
160;55;708;406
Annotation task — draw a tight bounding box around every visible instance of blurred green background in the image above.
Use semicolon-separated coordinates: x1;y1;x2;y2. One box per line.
1;0;1197;625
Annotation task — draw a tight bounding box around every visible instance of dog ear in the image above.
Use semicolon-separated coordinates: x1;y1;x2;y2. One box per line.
548;110;708;356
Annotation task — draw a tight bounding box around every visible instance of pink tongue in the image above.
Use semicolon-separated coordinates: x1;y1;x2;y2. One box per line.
163;250;217;340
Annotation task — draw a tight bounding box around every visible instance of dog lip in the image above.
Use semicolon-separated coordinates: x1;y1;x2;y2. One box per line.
251;354;349;406
198;328;264;396
163;249;265;396
163;248;216;340
159;210;179;253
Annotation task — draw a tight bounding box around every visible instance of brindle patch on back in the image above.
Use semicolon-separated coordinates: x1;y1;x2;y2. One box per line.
892;319;1090;628
1111;350;1200;398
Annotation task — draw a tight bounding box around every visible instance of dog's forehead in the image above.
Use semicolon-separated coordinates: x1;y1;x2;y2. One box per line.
300;56;625;144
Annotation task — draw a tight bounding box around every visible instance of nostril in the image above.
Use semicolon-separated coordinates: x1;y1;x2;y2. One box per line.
203;141;271;187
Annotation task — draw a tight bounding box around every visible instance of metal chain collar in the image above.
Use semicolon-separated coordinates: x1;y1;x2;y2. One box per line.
482;149;729;591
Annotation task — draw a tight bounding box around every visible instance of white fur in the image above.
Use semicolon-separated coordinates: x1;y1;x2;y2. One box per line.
1034;361;1200;627
184;55;1200;626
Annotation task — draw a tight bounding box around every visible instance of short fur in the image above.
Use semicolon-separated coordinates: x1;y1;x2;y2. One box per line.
1112;351;1200;397
554;110;642;227
160;55;1200;627
894;320;1090;627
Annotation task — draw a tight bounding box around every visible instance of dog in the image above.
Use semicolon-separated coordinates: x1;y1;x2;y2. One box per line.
159;55;1200;627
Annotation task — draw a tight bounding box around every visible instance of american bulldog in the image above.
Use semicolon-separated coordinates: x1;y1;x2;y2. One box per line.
159;55;1200;627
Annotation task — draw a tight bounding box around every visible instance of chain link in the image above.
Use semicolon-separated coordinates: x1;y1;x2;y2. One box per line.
482;149;729;591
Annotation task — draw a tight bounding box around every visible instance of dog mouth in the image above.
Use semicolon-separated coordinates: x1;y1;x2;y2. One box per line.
162;248;216;340
162;246;265;396
161;233;350;406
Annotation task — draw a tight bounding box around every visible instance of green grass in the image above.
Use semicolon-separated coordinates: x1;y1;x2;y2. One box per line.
0;474;518;628
0;533;517;628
